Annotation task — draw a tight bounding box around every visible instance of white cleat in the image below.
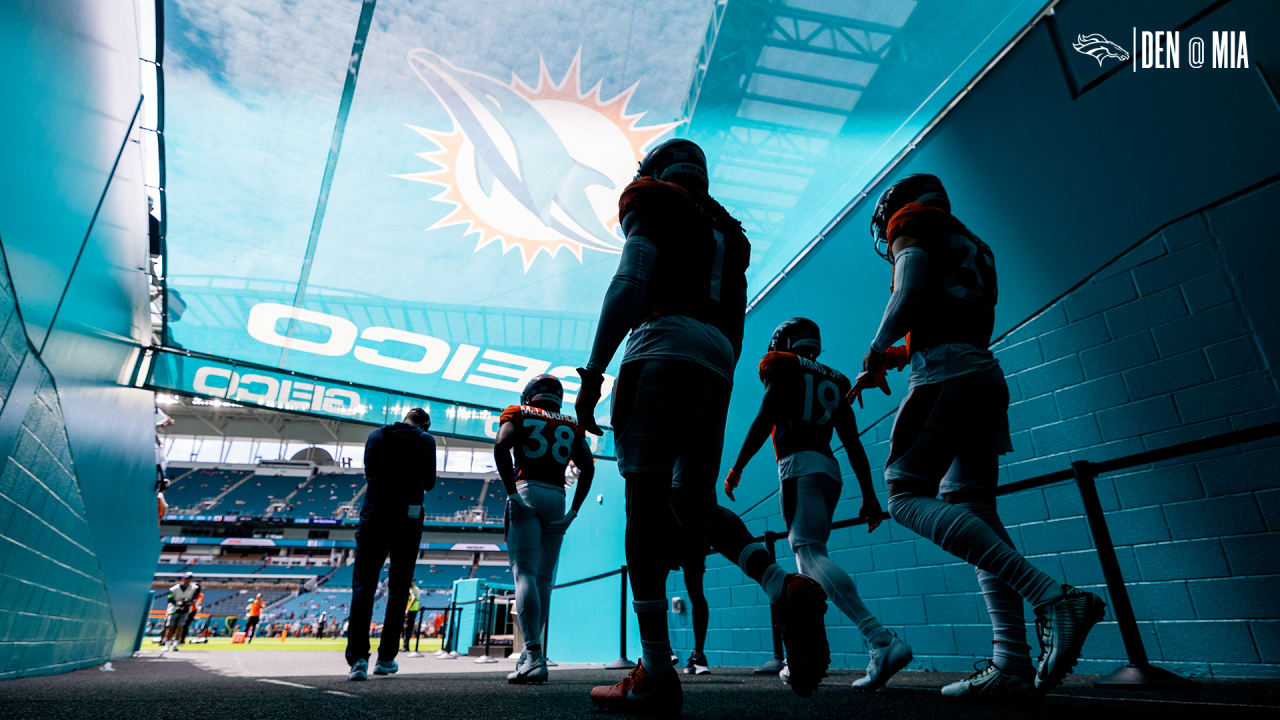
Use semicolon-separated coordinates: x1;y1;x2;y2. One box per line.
507;650;548;685
941;660;1035;700
851;632;912;691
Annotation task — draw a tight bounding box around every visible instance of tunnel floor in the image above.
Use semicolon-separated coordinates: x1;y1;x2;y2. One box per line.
1;650;1277;719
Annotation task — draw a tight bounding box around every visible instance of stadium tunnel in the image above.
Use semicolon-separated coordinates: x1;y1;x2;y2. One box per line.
0;0;1278;705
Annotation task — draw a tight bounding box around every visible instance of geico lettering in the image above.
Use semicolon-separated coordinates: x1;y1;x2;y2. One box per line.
321;387;361;416
466;349;551;393
236;373;280;404
243;303;614;406
354;326;450;374
193;366;234;397
247;302;357;356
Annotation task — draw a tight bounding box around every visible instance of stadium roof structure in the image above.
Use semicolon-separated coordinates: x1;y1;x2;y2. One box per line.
149;0;1048;431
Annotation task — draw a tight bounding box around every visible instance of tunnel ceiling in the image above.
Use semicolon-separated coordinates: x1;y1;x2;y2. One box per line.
159;0;1046;416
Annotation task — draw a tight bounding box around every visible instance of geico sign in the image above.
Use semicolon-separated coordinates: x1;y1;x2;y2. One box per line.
193;366;367;417
245;303;613;405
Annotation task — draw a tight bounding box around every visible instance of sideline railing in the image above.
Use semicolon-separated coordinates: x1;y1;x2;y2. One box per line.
433;420;1276;685
437;566;635;669
746;420;1280;688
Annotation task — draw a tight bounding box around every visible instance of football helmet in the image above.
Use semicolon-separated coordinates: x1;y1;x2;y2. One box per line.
870;173;949;262
769;318;822;358
636;138;708;192
521;374;564;410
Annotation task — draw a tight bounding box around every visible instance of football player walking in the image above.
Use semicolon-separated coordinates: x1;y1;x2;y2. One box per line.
852;174;1105;698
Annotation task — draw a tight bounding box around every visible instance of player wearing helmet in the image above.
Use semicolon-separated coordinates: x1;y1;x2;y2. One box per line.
577;139;830;713
725;318;912;691
495;374;595;685
852;174;1105;698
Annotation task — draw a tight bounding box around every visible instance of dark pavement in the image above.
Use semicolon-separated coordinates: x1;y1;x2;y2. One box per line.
0;655;1277;720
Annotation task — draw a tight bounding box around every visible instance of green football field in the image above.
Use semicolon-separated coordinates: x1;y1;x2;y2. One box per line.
146;637;444;653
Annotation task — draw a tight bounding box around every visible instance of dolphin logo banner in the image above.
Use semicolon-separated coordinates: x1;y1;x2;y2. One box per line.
396;50;677;271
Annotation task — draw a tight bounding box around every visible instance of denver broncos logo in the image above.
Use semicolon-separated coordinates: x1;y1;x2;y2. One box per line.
1072;33;1131;67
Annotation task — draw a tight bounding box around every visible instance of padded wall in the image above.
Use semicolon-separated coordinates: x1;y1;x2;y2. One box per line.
0;0;161;676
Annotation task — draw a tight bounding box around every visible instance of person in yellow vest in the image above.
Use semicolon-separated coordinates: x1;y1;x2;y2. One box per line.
402;582;421;652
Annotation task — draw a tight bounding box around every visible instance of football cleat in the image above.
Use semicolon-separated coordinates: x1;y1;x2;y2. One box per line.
683;652;710;676
850;632;912;691
507;650;548;685
589;660;682;716
346;659;368;681
776;574;831;697
941;660;1035;700
373;659;398;675
1034;585;1106;692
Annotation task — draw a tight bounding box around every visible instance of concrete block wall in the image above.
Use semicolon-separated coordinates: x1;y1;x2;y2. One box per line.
668;182;1280;678
0;258;117;678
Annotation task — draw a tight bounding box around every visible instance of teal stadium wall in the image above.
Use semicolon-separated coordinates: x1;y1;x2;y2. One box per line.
663;0;1280;678
0;1;161;677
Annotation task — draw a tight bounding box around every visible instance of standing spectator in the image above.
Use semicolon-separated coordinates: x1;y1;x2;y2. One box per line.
244;593;266;643
402;582;421;652
344;408;436;681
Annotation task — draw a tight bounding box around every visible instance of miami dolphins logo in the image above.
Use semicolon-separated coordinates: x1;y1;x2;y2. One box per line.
1072;33;1131;66
395;50;677;270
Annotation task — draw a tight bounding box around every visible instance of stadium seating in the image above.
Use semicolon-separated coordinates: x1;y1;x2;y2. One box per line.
416;564;472;589
479;486;506;519
210;473;305;514
268;589;353;623
280;473;364;519
156;562;189;574
163;468;252;511
255;566;326;577
423;476;487;518
185;563;263;576
203;589;291;617
476;564;513;587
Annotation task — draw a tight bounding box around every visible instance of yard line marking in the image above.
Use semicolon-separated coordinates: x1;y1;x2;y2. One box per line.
257;679;315;690
324;690;358;697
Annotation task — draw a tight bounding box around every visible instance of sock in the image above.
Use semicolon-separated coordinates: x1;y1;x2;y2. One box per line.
993;643;1034;678
634;599;672;674
888;493;1062;608
761;563;788;604
956;500;1037;671
795;543;889;647
738;542;788;603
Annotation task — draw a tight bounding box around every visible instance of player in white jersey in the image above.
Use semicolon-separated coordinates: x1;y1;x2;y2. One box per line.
162;572;199;651
853;174;1105;698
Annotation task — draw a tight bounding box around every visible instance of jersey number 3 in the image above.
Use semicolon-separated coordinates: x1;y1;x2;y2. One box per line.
523;419;574;463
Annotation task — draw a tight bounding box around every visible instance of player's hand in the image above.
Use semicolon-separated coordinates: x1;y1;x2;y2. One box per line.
548;509;577;534
574;367;605;436
859;497;884;533
848;369;891;408
508;492;533;513
884;344;910;371
724;466;742;502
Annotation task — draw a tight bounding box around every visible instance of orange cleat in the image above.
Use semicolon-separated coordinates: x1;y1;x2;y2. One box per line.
589;660;683;716
777;574;830;697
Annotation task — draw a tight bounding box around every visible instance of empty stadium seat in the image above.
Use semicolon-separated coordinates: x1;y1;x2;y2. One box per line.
162;468;252;511
279;473;364;519
210;473;305;515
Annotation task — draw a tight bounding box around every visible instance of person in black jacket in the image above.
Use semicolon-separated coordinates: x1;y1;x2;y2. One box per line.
345;408;436;680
